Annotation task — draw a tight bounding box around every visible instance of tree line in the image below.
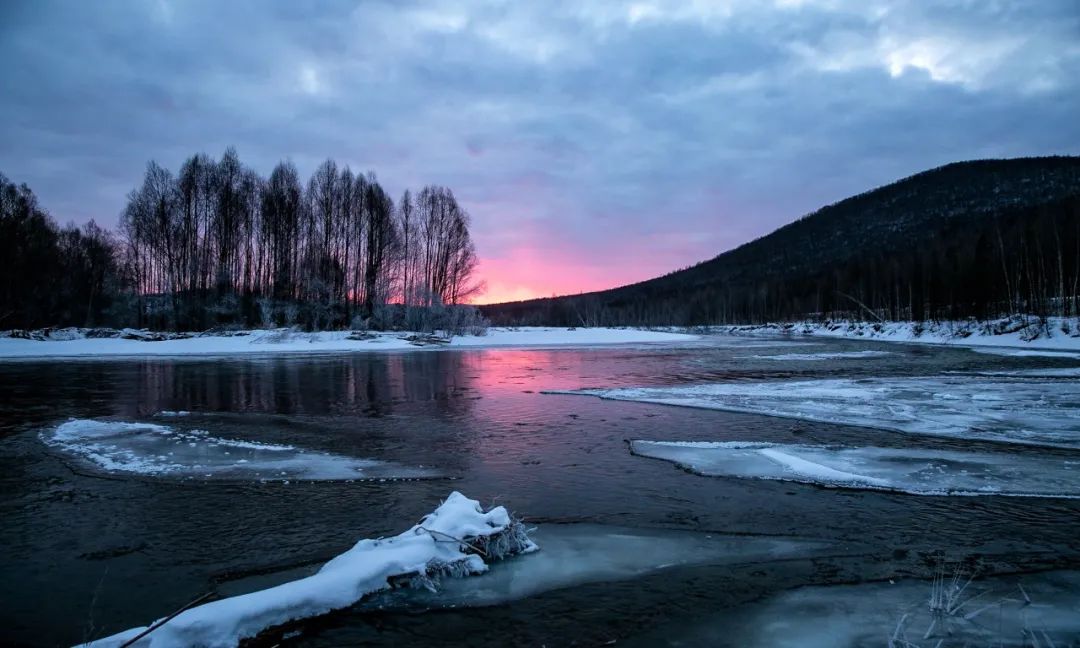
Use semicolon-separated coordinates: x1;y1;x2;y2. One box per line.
1;149;483;331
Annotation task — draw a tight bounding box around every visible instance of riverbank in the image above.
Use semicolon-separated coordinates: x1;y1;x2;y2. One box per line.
710;316;1080;353
0;326;699;359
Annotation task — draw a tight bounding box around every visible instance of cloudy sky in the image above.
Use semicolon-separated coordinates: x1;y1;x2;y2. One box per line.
2;1;1078;303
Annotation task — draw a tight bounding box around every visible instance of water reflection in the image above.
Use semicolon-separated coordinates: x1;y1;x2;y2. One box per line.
113;352;495;419
4;338;1067;435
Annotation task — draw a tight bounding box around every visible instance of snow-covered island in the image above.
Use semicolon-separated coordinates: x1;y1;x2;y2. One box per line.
0;326;699;360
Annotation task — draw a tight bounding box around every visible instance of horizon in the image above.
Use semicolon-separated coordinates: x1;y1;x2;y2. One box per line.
2;1;1079;304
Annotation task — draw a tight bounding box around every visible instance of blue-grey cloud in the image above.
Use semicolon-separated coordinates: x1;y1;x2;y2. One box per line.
1;0;1078;300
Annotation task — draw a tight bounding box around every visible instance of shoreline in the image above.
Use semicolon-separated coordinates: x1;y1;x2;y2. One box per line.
5;316;1080;360
0;327;700;361
705;317;1080;353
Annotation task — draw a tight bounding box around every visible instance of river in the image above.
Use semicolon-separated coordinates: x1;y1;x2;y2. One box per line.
2;336;1078;646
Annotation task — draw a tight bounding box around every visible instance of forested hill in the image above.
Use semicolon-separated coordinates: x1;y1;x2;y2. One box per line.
482;156;1080;326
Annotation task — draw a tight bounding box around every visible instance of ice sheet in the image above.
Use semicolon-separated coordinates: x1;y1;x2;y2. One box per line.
43;419;437;481
356;524;822;610
700;340;822;349
553;375;1080;448
637;570;1080;648
972;367;1080;378
745;350;893;361
631;441;1080;497
971;348;1080;359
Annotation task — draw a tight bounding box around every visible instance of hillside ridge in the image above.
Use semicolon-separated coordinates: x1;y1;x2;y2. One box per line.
482;155;1080;326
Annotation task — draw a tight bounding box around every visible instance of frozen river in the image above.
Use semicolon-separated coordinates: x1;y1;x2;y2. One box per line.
1;335;1079;646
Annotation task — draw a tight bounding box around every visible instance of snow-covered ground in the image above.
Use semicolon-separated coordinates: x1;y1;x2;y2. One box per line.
631;441;1080;498
648;569;1080;648
0;327;698;359
713;317;1080;352
550;375;1080;448
43;418;437;481
81;492;537;648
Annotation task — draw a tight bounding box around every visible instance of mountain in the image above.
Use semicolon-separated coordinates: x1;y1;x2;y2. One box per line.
481;156;1080;326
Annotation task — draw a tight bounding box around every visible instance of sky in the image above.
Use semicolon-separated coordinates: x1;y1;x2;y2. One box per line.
1;1;1079;304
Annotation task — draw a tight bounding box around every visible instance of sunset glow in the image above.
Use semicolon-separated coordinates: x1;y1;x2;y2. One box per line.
474;252;673;304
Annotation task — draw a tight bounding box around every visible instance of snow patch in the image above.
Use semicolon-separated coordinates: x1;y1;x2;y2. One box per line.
631;441;1080;497
43;419;436;481
554;375;1080;448
80;492;536;648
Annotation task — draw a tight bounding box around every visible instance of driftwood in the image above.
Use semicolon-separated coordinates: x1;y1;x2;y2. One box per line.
119;592;216;648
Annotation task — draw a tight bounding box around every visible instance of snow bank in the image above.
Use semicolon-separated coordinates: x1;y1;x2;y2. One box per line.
631;441;1080;498
43;419;437;481
0;327;698;360
553;375;1080;448
714;317;1080;352
81;492;537;648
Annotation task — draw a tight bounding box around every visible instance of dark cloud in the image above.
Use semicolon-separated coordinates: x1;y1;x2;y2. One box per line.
1;0;1077;300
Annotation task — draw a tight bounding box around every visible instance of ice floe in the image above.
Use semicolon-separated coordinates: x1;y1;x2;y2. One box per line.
80;492;537;648
970;347;1080;359
698;340;822;349
639;569;1080;648
745;350;893;361
631;441;1080;498
970;367;1080;378
359;524;822;610
43;419;436;481
553;375;1080;448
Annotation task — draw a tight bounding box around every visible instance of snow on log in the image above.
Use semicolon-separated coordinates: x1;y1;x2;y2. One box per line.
79;492;537;648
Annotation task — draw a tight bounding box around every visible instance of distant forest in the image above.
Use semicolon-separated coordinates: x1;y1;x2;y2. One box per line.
483;157;1080;327
6;155;1080;333
1;149;482;331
